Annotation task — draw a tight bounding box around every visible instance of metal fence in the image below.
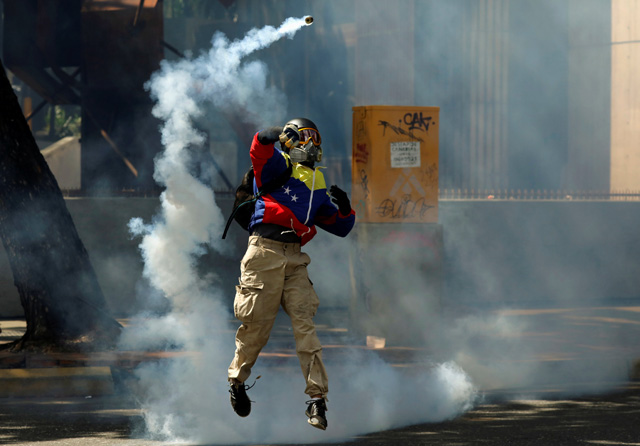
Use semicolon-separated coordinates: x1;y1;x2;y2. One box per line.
58;187;640;202
439;189;640;201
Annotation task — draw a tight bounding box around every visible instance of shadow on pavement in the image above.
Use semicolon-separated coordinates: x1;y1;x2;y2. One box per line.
0;395;149;445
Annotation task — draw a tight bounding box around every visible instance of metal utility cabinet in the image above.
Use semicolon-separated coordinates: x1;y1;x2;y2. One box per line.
350;105;442;346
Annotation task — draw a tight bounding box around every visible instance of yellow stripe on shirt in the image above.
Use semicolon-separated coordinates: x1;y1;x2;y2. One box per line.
290;161;327;190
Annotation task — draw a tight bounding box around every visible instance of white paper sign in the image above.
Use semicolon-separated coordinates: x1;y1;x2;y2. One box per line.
390;141;420;168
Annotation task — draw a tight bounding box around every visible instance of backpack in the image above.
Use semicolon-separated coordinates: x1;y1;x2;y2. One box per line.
222;162;293;239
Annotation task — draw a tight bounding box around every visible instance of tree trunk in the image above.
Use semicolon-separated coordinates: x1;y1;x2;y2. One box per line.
0;59;121;352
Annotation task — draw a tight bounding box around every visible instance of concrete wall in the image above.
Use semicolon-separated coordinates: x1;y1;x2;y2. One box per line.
441;200;640;307
40;137;81;190
1;198;639;318
0;196;244;318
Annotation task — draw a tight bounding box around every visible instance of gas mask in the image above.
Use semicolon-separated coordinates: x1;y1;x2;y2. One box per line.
289;141;323;164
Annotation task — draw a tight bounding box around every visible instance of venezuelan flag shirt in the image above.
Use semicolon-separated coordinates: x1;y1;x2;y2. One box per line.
248;132;356;245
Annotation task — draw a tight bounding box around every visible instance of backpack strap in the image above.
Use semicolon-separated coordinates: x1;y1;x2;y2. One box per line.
222;162;293;239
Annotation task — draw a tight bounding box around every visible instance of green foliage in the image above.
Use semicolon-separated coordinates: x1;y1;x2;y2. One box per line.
43;106;82;138
164;0;218;18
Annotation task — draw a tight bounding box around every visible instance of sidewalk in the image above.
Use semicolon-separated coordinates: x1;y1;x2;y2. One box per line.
0;310;434;399
0;311;430;369
2;303;640;396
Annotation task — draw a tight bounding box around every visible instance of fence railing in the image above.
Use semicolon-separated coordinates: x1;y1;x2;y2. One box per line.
439;189;640;201
59;187;640;201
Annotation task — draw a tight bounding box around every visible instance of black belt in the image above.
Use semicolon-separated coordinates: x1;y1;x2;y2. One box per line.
251;223;301;243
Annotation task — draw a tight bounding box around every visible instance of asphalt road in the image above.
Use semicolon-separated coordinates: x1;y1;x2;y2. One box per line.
2;304;640;445
1;383;639;445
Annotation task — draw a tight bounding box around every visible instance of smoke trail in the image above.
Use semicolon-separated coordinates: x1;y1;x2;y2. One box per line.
124;16;478;444
128;16;313;315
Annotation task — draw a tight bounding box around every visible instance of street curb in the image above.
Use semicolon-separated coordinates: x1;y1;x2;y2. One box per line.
0;366;114;397
0;346;429;369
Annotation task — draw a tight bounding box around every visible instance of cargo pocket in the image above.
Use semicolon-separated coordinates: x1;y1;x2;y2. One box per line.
234;282;265;323
308;283;320;317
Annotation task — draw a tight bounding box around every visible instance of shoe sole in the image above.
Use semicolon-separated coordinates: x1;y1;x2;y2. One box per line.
230;396;251;417
234;409;251;417
307;418;327;430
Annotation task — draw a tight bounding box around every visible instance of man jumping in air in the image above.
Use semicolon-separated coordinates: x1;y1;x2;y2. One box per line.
228;118;355;430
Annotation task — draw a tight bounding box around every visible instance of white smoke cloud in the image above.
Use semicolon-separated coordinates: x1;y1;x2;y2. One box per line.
124;16;478;444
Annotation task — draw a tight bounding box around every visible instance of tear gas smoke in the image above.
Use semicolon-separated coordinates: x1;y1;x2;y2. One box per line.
348;0;639;404
124;15;478;444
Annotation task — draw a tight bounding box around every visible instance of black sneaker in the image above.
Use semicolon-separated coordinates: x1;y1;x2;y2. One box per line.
229;381;252;417
305;399;327;430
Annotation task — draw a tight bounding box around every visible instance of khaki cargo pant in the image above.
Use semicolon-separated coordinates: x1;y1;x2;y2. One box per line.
228;235;328;398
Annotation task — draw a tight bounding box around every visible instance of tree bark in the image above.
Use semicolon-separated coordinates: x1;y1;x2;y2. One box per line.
0;58;121;352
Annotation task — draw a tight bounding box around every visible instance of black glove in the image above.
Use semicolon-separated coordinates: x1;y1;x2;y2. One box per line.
257;126;283;145
329;185;351;215
279;123;300;150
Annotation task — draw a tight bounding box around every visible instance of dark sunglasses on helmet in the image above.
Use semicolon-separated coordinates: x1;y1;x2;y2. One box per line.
299;128;322;146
